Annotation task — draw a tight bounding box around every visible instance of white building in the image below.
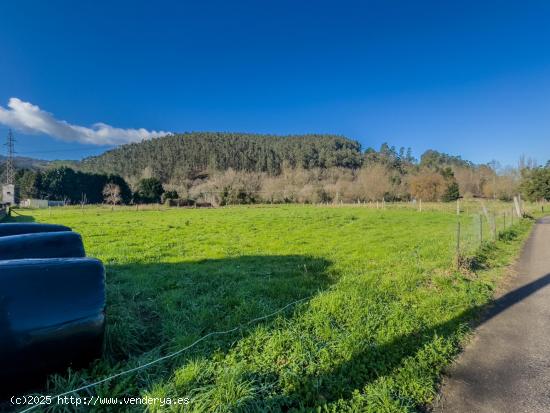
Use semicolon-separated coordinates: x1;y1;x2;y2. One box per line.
2;184;15;205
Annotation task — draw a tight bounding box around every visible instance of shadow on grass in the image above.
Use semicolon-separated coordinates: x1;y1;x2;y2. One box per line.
103;254;334;366
271;272;550;410
1;254;333;405
267;235;550;411
3;211;35;223
458;228;521;272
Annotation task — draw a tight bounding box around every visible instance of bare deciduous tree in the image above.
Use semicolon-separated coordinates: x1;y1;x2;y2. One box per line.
352;165;394;201
409;172;446;202
103;183;122;207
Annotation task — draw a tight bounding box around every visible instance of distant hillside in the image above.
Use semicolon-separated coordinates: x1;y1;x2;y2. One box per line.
0;155;50;169
0;155;50;182
79;132;364;182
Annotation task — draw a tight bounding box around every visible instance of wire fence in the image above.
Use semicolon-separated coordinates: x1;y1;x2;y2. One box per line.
7;197;548;411
452;199;546;268
16;197;550;213
15;295;313;413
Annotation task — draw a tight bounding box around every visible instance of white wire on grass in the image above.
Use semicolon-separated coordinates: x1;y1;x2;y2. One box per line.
17;295;311;413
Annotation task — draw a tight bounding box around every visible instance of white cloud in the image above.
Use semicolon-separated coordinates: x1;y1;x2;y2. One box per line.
0;98;170;146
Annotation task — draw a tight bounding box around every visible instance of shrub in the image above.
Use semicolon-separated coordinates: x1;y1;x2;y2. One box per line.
409;172;446;201
161;191;179;204
136;178;164;203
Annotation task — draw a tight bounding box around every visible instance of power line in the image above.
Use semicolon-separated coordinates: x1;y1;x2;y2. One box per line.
17;294;312;413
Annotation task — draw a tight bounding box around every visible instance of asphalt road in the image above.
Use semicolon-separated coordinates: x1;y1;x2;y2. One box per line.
434;216;550;413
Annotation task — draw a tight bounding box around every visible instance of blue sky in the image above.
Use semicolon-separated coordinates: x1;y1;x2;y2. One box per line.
1;0;549;166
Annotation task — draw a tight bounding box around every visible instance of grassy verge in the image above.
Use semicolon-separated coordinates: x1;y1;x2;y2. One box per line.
7;206;535;412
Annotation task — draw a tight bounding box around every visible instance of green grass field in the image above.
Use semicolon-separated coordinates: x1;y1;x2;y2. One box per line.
11;204;534;412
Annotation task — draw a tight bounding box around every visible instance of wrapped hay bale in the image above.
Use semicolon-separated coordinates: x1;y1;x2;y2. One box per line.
0;258;105;389
0;223;71;237
0;231;85;260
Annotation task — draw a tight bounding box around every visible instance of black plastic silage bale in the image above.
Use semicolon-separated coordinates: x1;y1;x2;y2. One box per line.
0;258;106;388
0;231;85;260
0;223;71;237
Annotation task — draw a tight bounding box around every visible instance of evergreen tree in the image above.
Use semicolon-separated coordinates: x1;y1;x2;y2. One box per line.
442;181;460;202
520;168;550;201
136;178;164;203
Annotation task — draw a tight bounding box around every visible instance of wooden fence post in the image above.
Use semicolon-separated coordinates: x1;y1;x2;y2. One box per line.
513;196;522;218
456;220;461;268
479;214;483;245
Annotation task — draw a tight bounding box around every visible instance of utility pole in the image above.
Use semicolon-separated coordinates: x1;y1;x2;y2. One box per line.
4;129;15;185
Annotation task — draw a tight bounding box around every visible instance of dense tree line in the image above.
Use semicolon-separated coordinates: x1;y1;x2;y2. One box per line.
14;167;132;204
12;167;172;205
5;132;545;205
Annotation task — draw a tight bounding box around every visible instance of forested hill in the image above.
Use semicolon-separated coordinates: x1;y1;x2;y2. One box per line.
79;132;363;182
